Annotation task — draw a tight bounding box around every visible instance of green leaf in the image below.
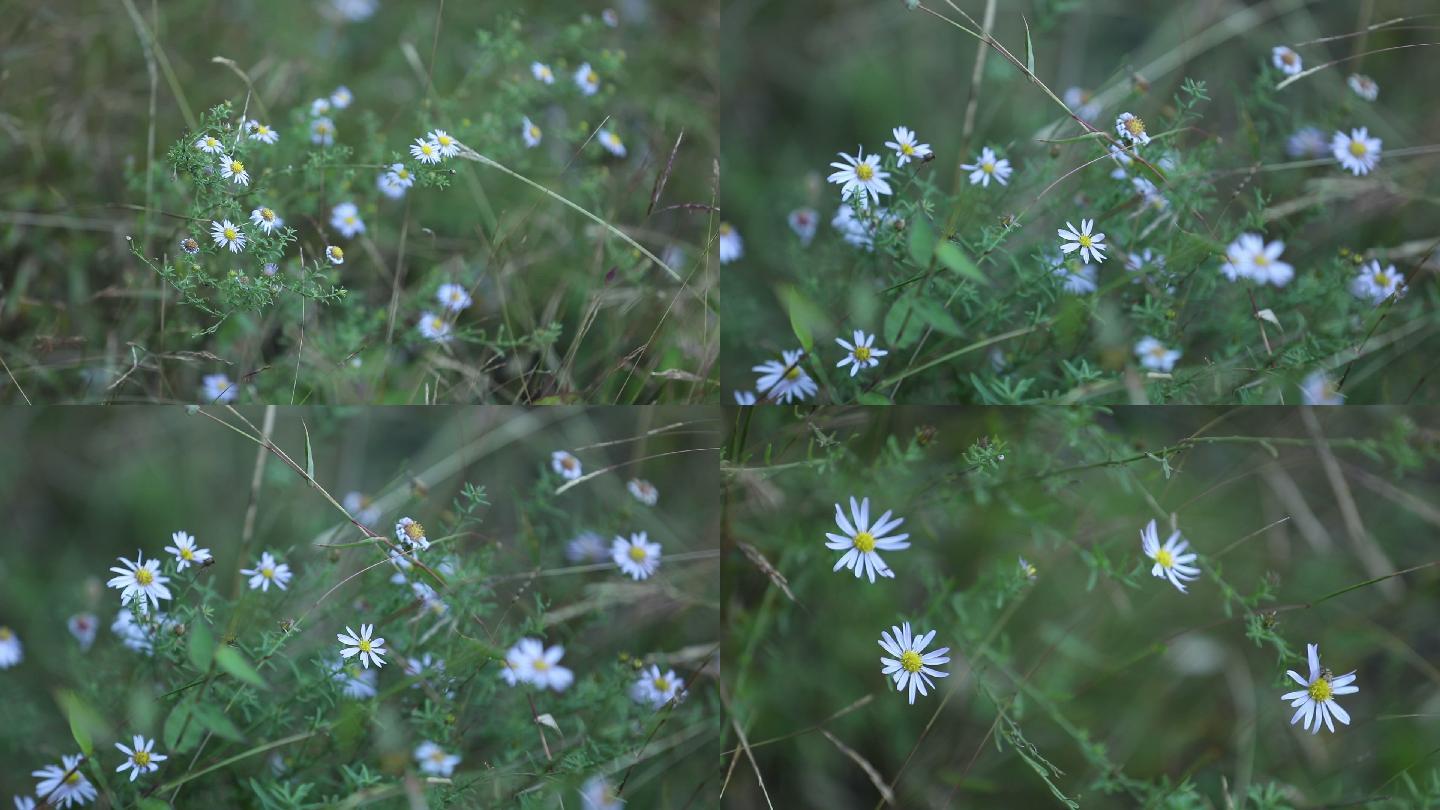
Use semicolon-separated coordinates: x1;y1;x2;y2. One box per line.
302;420;315;481
137;799;172;810
907;216;935;268
779;284;828;354
855;391;893;405
188;620;215;672
56;690;108;757
936;241;988;285
884;295;924;349
193;704;244;742
1023;15;1035;75
164;702;204;754
912;298;964;337
215;647;267;690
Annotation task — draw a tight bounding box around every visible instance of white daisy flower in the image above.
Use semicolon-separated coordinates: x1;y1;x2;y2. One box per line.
114;735;167;782
1052;258;1098;294
32;754;96;808
1018;556;1037;581
249;206;283;235
437;283;472;312
378;163;415;199
179;236;201;256
1282;643;1358;734
67;614;98;651
531;61;555;84
195;134;224;153
247;121;279;144
787;208;819;246
832;204;890;250
1236;233;1294;286
428;129;460;158
219;155;250;186
631;664;686;709
1057;218;1107;264
825;496;910;583
602;8;619;26
1351;259;1404;304
598;128;626;157
718;222;743;264
1347;73;1379;101
330;202;365;239
1115;112;1151;146
960;146;1013;187
394;517;430;551
1332;127;1381;176
0;625;21;668
827;146;892;209
1140;519;1200;593
240;551;292;592
410;137;442;164
1125;248;1166;279
884;126;932;166
580;776;624;810
613;532;662;580
310;97;333;117
310;117;336;146
403;652;447;685
414;742;461;777
417;311;452;343
342;492;382;527
574;62;601;95
878;621;950;704
330;659;377;699
1132;176;1169;211
1301;372;1344;405
835;329;887;376
112;609;166;655
412;581;449;616
1135;336;1181;372
627;479;659;506
337;623;388;669
733;390;758;405
551;450;582;480
522;116;542;148
753;349;817;403
1271;46;1302;75
1286;126;1329;158
1063;86;1102;122
330;85;353;109
507;638;575;691
200;373;236;403
163;531;212;570
565;531;610;563
106;551;172;614
325;245;345;265
1108;143;1135;179
210;219;247;253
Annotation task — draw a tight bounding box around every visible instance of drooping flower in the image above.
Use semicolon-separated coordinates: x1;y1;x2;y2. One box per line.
718;222;743;263
1271;46;1302;76
551;450;582;480
1301;372;1344;405
1347;73;1379;101
627;479;659;506
0;626;21;669
67;614;98;651
787;208;819;246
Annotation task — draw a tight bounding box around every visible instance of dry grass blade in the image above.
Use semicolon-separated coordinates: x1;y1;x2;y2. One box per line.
823;730;897;806
737;540;798;604
648;129;685;217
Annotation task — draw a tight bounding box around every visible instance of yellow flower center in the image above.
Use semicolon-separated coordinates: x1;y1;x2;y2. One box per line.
316;123;331;134
231;161;244;173
224;228;238;241
65;771;81;785
345;215;356;225
262;566;275;579
854;346;871;361
855;163;874;181
397;169;410;179
1308;677;1332;702
0;627;11;640
135;568;154;585
529;126;540;138
1374;271;1392;286
1125;116;1146;136
437;135;453;146
982;161;995;174
900;650;922;673
1349;140;1367;156
261;209;274;221
1077;234;1092;248
257;126;270;135
430;750;447;763
586;71;597;84
330;247;344;259
628;545;648;562
654;676;671;692
852;531;876;553
1149;345;1168;359
205;138;218;147
901;143;915;155
181;548;195;560
1281;51;1295;65
719;223;732;235
561;456;575;469
358;639;372;653
534;658;550;671
1155;548;1174;569
405;522;425;540
134;751;151;767
1024;563;1037;577
1254;253;1270;267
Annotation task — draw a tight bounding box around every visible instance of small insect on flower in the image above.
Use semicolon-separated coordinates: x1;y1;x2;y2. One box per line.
613;532;662;580
337;623;388;669
246;120;279;144
960;146;1013;187
1140;519;1200;593
240;551;293;592
1282;643;1358;734
410;137;442;164
68;613;98;651
733;390;758;405
249;206;283;235
325;245;345;265
414;742;461;777
179;236;200;256
551;450;583;480
1018;556;1037;581
428;129;460;158
788;208;819;246
1347;73;1379;101
330;85;353;109
1332;127;1382;176
200;373;236;403
437;283;472;312
597;128;626;157
574;62;601;96
580;776;624;810
521;116;542;148
32;754;96;808
1115;112;1151;146
330;659;378;699
0;625;21;668
330;202;365;239
505;638;575;691
631;664;686;709
1351;259;1405;304
417;311;452;343
210;219;247;253
1057;218;1108;264
107;551;172;614
195;133;225;153
1271;46;1302;76
114;735;167;782
884;125;933;166
718;222;743;264
879;621;950;704
531;61;555;84
835;329;888;376
164;530;212;570
826;496;910;583
219;155;250;186
1135;336;1181;372
310;117;336;146
827;146;892;209
627;478;659;506
395;517;430;551
753;348;817;403
1302;371;1344;405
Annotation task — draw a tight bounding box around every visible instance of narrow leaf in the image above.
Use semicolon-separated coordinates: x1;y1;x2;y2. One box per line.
907;216;935;268
188;620;215;672
302;420;315;481
193;704;244;742
1023;15;1036;75
937;242;988;285
215;646;267;689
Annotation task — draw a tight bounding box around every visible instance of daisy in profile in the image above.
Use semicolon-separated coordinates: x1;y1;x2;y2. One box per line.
1347;73;1379;101
631;664;686;709
107;551;172;614
531;61;555;84
613;532;662;580
310;117;336;146
718;222;743;263
580;776;624;810
0;625;21;668
179;236;200;256
552;450;582;480
428;129;460;158
1140;519;1200;593
114;735;167;782
598;128;626;157
832;204;887;250
1132;176;1169;212
574;62;601;95
1286;126;1329;158
32;754;96;808
1271;46;1302;75
733;390;757;405
884;126;932;166
330;202;365;238
325;245;345;265
164;531;212;570
240;551;292;592
414;742;461;777
395;517;430;551
210;220;247;253
878;621;949;704
960;146;1013;187
249;206;283;235
201;373;236;403
219;155;250;186
753;349;817;403
112;609;163;655
826;496;910;583
68;614;98;651
827;146;891;208
1057;218;1107;264
835;329;887;376
330;85;353;109
1351;260;1404;304
437;283;472;312
411;137;442;164
1052;258;1098;294
1135;337;1181;372
342;492;382;527
195;133;224;153
522;116;542;148
508;638;575;691
1301;371;1344;405
1332;127;1381;176
627;479;659;506
1018;556;1037;581
330;659;378;699
417;312;452;343
787;208;819;246
337;623;388;669
247;120;279;144
565;531;610;563
1282;643;1358;734
1115;112;1151;146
